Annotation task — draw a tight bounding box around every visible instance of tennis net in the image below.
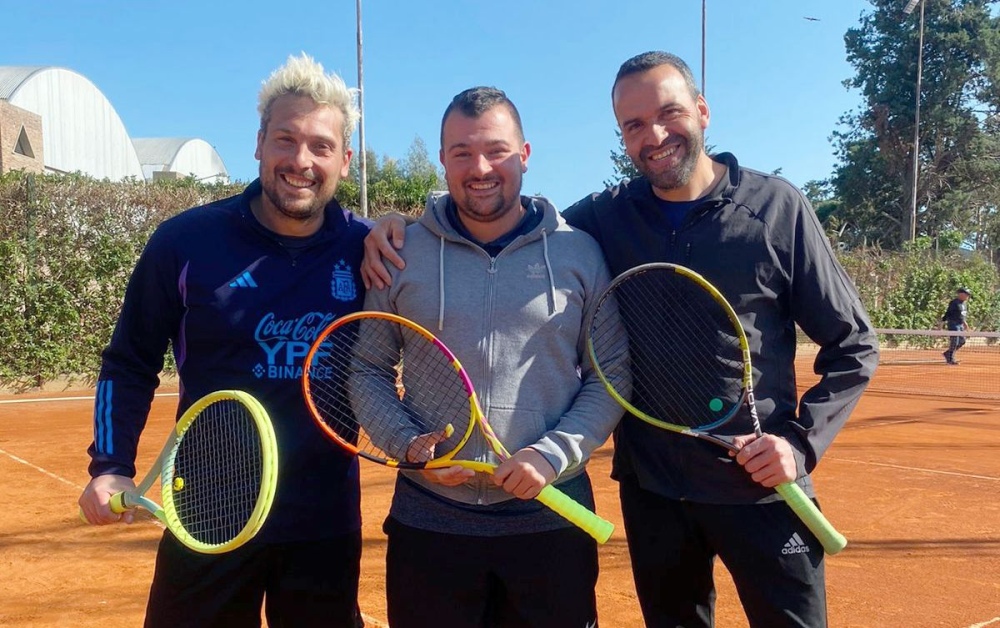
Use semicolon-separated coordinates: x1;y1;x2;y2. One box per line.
795;329;1000;400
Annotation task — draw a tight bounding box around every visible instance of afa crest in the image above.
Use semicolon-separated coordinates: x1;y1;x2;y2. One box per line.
332;260;357;302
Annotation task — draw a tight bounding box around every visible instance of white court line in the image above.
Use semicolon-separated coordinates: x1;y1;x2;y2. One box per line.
967;618;1000;628
0;446;84;490
828;457;999;481
0;392;179;405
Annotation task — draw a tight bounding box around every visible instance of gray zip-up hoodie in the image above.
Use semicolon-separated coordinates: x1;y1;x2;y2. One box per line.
363;192;623;509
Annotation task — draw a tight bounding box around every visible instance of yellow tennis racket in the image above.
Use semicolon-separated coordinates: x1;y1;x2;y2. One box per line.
302;311;614;544
587;263;847;555
96;390;278;554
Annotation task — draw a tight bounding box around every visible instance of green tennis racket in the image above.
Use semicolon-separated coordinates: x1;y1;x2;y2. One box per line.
587;263;847;555
91;390;279;554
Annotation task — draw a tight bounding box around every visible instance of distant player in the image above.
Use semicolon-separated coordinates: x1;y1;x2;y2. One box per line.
941;287;972;364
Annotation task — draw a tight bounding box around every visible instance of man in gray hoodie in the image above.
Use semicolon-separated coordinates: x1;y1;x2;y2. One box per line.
362;86;622;628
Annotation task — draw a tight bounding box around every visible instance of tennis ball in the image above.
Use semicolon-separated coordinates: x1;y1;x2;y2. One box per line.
173;477;185;491
709;398;723;412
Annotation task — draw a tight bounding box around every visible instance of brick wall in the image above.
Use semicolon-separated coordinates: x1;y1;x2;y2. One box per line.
0;101;44;175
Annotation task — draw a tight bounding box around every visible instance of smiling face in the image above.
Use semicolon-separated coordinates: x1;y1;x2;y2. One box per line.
439;104;530;240
613;63;712;201
254;94;352;234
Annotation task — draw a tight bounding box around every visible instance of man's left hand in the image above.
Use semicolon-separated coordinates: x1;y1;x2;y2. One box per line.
492;448;557;499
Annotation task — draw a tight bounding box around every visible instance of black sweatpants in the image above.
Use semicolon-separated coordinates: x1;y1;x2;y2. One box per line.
383;517;599;628
620;476;827;628
145;530;364;628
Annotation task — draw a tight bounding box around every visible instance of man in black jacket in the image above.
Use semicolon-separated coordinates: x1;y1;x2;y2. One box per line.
941;287;972;364
562;50;878;628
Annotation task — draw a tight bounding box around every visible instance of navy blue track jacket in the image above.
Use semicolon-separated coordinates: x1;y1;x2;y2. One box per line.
87;179;369;541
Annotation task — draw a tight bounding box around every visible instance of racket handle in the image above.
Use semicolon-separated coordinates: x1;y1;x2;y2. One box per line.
774;482;847;555
535;484;615;544
108;491;129;514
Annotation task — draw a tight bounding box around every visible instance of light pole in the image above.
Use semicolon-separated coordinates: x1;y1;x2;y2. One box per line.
903;0;924;242
701;0;706;95
356;0;368;217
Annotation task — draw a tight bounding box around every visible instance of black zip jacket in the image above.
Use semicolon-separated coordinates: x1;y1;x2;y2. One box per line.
562;153;879;503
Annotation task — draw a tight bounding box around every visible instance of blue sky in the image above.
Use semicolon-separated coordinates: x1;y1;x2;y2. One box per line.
4;0;878;211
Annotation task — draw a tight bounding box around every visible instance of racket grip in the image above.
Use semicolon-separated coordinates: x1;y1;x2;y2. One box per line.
774;482;847;555
108;492;129;514
535;484;614;544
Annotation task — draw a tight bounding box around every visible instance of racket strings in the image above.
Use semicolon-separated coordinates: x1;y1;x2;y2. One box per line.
306;317;473;465
591;268;745;430
170;399;263;545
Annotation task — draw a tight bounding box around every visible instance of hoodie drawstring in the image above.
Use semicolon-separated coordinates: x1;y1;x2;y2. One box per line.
437;228;556;329
438;236;446;331
541;229;556;316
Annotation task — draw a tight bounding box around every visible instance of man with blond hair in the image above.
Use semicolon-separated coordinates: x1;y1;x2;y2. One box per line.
79;53;369;627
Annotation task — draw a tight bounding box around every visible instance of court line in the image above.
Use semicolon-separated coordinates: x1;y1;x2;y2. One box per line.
828;457;999;481
0;392;179;405
967;618;1000;628
0;446;85;490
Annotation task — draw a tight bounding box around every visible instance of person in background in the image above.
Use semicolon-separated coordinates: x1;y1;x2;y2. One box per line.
78;53;369;627
363;86;622;628
940;287;972;364
360;52;879;628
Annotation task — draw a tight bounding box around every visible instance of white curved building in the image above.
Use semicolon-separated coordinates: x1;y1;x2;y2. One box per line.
133;138;229;183
0;66;143;180
0;65;228;182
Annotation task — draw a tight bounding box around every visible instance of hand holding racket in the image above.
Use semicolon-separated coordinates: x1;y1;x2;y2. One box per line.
80;390;279;554
302;311;615;544
587;263;847;555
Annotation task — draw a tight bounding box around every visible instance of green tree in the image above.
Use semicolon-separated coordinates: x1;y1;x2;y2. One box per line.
339;136;442;217
832;0;1000;255
605;129;640;186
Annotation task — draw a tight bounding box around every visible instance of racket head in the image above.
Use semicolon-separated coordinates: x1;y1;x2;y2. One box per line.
587;263;752;437
302;311;481;468
159;390;278;554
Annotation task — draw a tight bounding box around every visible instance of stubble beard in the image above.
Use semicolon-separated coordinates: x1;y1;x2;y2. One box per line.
455;175;521;224
635;131;704;192
261;171;333;222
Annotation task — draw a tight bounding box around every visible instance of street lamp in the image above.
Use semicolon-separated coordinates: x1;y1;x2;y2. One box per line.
903;0;924;242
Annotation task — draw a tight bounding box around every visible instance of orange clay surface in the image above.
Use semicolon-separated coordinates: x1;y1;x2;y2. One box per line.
0;376;997;627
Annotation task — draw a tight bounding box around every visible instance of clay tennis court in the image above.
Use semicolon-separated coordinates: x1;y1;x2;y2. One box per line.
1;354;998;627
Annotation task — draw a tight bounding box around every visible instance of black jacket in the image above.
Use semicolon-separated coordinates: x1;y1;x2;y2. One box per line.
563;153;879;503
942;298;968;327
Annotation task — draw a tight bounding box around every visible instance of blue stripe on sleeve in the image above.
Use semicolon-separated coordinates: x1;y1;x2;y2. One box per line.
95;380;114;455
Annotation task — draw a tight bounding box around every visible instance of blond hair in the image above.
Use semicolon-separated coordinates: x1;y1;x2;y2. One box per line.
257;53;360;150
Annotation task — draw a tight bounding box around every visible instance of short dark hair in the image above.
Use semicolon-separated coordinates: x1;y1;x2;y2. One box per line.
440;86;525;147
612;51;700;99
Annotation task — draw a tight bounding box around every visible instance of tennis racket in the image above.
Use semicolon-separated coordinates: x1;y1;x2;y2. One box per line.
302;311;615;544
586;263;847;555
92;390;279;554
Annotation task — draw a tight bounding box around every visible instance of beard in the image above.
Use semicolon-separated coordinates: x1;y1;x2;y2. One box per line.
634;130;704;191
453;174;522;224
260;169;334;222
